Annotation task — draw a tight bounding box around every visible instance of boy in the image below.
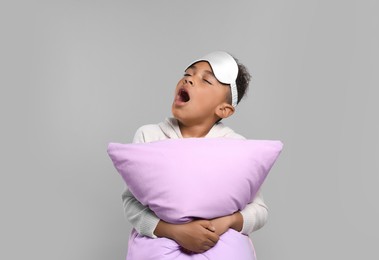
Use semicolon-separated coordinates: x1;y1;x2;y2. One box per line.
122;51;268;254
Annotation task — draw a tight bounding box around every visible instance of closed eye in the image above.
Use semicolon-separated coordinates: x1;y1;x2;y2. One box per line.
203;78;212;85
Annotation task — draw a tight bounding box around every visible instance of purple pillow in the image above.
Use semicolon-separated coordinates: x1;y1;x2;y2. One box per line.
127;229;257;260
107;138;283;224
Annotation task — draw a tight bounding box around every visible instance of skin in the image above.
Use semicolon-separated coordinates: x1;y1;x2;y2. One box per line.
153;61;244;253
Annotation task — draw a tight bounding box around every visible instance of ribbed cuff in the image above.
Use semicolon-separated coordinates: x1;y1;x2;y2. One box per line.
240;208;254;235
139;211;160;239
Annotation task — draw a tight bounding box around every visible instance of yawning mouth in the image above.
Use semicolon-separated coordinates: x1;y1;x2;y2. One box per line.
178;88;190;102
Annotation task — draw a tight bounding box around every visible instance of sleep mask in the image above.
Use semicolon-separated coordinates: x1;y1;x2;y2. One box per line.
187;51;239;107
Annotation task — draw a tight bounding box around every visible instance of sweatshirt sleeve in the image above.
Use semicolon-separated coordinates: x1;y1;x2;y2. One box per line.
239;189;269;235
122;188;160;238
121;126;160;238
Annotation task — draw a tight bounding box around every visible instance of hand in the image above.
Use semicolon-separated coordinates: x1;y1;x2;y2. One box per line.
211;212;243;236
154;219;220;253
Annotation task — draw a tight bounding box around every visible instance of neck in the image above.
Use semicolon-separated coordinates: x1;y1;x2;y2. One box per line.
178;119;216;138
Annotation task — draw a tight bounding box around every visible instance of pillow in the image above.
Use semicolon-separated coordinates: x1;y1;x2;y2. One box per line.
107;138;283;224
127;228;257;260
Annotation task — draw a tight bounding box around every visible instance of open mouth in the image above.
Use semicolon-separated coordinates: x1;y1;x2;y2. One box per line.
178;88;190;102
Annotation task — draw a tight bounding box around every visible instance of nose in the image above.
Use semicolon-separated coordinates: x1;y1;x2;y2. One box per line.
184;78;193;86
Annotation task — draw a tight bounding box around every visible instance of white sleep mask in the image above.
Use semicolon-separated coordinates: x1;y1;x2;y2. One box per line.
187;51;239;107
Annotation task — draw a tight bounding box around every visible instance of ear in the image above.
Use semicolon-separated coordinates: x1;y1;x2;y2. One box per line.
215;102;235;119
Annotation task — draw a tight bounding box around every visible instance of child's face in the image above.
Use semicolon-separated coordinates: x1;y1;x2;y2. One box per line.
172;61;233;126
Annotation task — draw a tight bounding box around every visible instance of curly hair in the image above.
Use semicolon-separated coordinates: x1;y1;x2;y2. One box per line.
224;57;251;106
215;56;251;123
234;58;251;104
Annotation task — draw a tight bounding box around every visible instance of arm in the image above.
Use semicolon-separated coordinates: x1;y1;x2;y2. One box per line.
122;188;160;238
210;189;268;236
240;189;268;235
154;220;219;253
123;184;220;252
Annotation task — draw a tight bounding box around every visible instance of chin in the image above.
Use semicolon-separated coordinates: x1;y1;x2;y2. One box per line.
171;107;180;120
171;109;187;125
171;109;181;121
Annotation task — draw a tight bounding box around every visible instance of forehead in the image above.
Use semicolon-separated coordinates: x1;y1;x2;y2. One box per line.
186;61;215;76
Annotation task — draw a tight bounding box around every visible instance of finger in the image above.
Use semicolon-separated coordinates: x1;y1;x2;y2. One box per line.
207;224;216;232
200;245;212;253
200;220;215;232
200;237;216;247
181;248;193;255
205;238;217;247
207;232;220;244
195;246;210;254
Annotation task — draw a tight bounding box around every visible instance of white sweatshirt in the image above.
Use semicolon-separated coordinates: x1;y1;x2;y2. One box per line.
122;117;269;238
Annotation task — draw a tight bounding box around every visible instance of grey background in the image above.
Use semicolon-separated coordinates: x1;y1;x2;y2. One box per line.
1;0;378;259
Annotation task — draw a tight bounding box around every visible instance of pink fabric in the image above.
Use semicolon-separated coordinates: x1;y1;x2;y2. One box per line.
107;138;283;259
127;229;256;260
